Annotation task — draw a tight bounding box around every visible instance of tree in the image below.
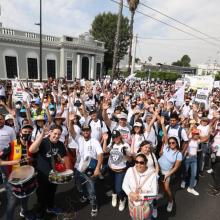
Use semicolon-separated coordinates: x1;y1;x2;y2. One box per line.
172;54;191;67
90;12;130;76
127;0;139;74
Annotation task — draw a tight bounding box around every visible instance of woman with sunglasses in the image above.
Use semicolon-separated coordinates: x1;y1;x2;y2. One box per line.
122;153;157;220
158;116;183;212
103;130;131;212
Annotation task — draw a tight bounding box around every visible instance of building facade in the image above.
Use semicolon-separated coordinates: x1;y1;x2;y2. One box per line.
0;23;105;80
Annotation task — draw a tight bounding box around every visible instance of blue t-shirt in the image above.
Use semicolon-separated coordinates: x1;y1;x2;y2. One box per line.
158;144;182;171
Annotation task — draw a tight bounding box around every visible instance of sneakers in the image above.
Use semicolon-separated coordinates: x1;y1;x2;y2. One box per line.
79;195;87;203
0;187;6;193
187;187;199;196
20;211;25;218
181;181;186;189
152;208;158;218
91;205;98;217
207;169;213;174
112;194;117;207
167;201;173;212
46;207;63;215
118;198;126;211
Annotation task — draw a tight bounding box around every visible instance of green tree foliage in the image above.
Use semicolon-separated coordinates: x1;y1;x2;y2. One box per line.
135;71;181;81
172;55;191;67
215;72;220;80
90;12;130;73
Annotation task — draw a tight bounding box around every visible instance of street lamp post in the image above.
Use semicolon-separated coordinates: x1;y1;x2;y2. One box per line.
35;0;42;82
39;0;42;82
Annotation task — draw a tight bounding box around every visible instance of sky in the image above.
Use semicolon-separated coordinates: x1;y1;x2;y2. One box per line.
0;0;220;66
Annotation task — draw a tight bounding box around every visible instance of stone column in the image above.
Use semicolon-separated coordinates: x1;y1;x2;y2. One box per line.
76;54;81;79
91;55;95;79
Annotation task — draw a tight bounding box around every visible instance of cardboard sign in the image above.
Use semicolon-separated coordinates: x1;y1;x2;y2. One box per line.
12;80;23;102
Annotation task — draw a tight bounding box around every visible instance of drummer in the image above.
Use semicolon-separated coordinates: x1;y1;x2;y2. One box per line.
0;124;35;220
29;124;68;219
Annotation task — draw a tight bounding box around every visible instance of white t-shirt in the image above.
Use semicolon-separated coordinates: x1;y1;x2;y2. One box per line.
182;105;190;118
146;152;158;171
144;122;158;148
187;140;199;156
75;136;103;171
108;142;130;170
197;125;209;137
89;119;108;141
110;122;131;144
131;134;145;153
59;125;69;143
0;125;16;151
166;125;188;145
31;126;43;141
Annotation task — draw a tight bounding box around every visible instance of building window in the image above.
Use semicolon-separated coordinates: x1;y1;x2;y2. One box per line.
67;60;72;80
27;58;38;79
47;59;56;79
5;56;18;79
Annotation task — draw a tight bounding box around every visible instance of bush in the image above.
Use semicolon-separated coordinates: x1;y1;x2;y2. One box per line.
135;71;181;81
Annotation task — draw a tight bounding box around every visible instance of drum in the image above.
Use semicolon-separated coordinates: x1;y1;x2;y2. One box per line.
8;165;37;198
48;169;74;184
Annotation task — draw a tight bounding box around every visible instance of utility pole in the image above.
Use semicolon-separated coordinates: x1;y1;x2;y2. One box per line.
39;0;42;82
130;34;137;75
112;0;123;78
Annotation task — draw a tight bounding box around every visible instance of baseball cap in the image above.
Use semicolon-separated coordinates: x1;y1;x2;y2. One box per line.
112;130;121;138
118;112;128;120
5;114;14;121
134;122;142;127
81;123;91;131
21;124;33;130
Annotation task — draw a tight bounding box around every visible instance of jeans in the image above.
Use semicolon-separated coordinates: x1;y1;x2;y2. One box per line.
5;182;29;220
75;169;97;206
110;170;126;201
184;156;197;188
198;143;211;173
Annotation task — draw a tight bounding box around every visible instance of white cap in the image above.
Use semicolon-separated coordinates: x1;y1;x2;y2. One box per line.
5;114;14;121
134;122;142;127
118;112;128;120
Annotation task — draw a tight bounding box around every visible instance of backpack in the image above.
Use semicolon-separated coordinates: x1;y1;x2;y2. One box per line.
167;125;184;147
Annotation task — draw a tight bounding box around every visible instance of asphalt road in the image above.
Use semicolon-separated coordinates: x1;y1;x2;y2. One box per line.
0;172;219;220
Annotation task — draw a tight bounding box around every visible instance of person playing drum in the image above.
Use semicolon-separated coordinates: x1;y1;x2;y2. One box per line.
29;124;68;219
0;124;35;220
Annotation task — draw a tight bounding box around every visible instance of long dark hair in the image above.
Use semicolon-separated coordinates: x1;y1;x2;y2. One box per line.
168;136;180;150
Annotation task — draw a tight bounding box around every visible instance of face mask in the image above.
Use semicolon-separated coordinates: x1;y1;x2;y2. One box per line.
88;95;93;99
198;114;203;117
21;133;31;141
16;104;21;109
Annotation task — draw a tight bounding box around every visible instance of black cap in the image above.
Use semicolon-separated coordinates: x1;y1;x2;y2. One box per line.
112;130;121;138
81;123;91;131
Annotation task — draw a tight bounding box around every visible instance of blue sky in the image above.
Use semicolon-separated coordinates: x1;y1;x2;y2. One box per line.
1;0;220;66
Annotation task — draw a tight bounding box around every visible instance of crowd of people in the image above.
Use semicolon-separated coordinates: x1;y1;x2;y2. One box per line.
0;77;220;220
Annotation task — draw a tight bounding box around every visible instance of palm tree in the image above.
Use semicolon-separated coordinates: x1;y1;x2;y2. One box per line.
127;0;139;75
112;0;123;78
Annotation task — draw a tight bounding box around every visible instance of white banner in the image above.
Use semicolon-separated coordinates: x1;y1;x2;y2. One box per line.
169;83;185;106
195;88;209;104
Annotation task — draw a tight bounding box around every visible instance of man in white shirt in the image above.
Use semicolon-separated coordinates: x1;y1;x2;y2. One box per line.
73;123;103;217
87;107;108;142
0;114;16;151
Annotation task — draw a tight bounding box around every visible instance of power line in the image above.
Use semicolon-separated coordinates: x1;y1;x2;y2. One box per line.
109;0;220;48
139;1;220;44
138;36;220;41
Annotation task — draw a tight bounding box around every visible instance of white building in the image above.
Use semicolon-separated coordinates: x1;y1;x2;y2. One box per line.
0;23;105;80
197;63;220;75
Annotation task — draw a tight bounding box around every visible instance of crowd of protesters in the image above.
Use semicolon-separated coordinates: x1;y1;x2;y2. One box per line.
0;76;220;220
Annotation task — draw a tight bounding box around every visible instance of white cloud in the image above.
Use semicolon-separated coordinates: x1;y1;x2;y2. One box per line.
0;0;220;65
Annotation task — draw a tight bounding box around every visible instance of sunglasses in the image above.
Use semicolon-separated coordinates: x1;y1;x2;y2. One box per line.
168;141;176;145
135;160;145;165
